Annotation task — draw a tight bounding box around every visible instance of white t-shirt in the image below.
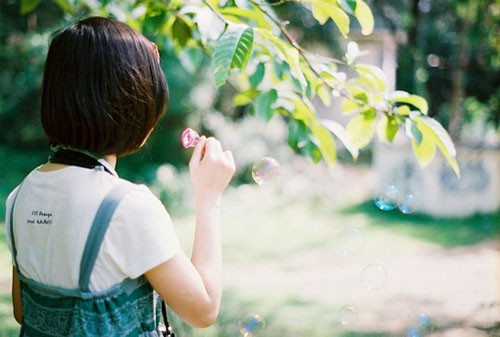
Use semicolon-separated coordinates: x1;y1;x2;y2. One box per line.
5;164;181;292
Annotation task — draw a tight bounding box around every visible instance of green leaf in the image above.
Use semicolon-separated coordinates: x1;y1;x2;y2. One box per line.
288;119;309;149
290;97;316;123
220;7;272;30
409;121;423;145
20;0;42;14
257;28;306;89
317;85;332;106
230;27;254;69
411;132;436;168
321;119;359;159
397;105;411;115
310;122;337;165
273;60;288;80
212;25;255;88
255;89;278;122
311;0;350;37
233;89;258;106
377;115;398;143
302;141;323;163
250;62;265;88
341;98;362;115
346;109;377;149
414;116;460;176
340;0;356;14
355;64;387;92
53;0;74;14
347;85;369;103
389;91;429;115
353;0;374;35
144;3;170;35
171;16;192;47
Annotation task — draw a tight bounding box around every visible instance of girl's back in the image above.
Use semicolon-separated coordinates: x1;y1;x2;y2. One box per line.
7;164;179;292
7;16;236;336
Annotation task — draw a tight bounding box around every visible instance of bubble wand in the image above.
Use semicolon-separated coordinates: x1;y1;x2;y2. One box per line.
181;128;201;148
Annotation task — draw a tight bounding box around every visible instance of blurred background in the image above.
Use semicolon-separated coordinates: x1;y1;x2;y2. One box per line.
0;0;499;336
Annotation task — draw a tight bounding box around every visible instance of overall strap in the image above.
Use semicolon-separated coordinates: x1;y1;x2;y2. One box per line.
7;185;23;268
79;182;132;292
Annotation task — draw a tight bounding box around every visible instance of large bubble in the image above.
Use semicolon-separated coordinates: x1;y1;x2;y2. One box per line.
398;193;417;214
374;185;399;211
406;312;433;336
361;264;388;291
252;157;280;186
337;228;364;256
338;305;357;326
240;313;265;336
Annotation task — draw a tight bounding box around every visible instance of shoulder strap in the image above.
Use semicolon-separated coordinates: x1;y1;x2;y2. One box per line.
79;182;132;292
7;185;23;268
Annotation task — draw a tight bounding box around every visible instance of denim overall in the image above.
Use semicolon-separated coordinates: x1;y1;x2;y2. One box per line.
8;182;164;336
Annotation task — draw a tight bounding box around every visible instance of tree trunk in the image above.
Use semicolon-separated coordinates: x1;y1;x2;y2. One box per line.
448;18;470;141
406;0;421;94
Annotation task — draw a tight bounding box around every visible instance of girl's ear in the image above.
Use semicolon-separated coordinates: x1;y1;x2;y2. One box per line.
151;42;160;64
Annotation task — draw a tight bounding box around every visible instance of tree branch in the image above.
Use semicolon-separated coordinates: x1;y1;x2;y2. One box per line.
249;0;344;65
250;0;383;110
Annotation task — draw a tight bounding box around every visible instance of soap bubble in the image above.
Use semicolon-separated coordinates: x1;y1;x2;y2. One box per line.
406;311;433;336
240;313;265;336
416;312;432;331
181;128;200;148
361;264;387;291
337;228;364;256
374;185;399;211
399;193;417;214
338;305;357;326
406;327;421;337
252;157;280;186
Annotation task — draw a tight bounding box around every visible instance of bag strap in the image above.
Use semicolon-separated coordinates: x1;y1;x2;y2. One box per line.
161;300;176;337
79;182;132;292
7;185;23;269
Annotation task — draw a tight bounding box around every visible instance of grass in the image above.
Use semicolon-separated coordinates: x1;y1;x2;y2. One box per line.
341;200;500;248
0;180;498;336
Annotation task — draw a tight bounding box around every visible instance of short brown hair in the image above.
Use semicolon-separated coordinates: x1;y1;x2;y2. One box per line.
41;17;168;156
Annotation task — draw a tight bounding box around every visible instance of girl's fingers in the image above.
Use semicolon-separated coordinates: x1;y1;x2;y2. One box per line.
189;136;207;168
204;137;222;160
224;150;234;165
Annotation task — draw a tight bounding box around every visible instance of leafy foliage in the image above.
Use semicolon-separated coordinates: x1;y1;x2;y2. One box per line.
20;0;460;174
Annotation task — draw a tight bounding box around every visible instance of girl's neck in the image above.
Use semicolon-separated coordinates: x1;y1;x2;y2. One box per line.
38;154;117;172
104;155;117;169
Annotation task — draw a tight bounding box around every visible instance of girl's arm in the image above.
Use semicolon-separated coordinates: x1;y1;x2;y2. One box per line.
145;136;235;328
12;267;22;324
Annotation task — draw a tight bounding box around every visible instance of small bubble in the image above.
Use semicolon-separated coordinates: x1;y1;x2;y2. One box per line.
398;193;417;214
337;228;364;256
406;327;421;337
252;157;280;186
417;313;432;328
406;311;434;336
240;313;265;336
361;264;387;291
338;305;357;326
374;185;399;211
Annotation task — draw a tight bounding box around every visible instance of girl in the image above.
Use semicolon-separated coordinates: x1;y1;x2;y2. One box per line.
6;16;235;336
